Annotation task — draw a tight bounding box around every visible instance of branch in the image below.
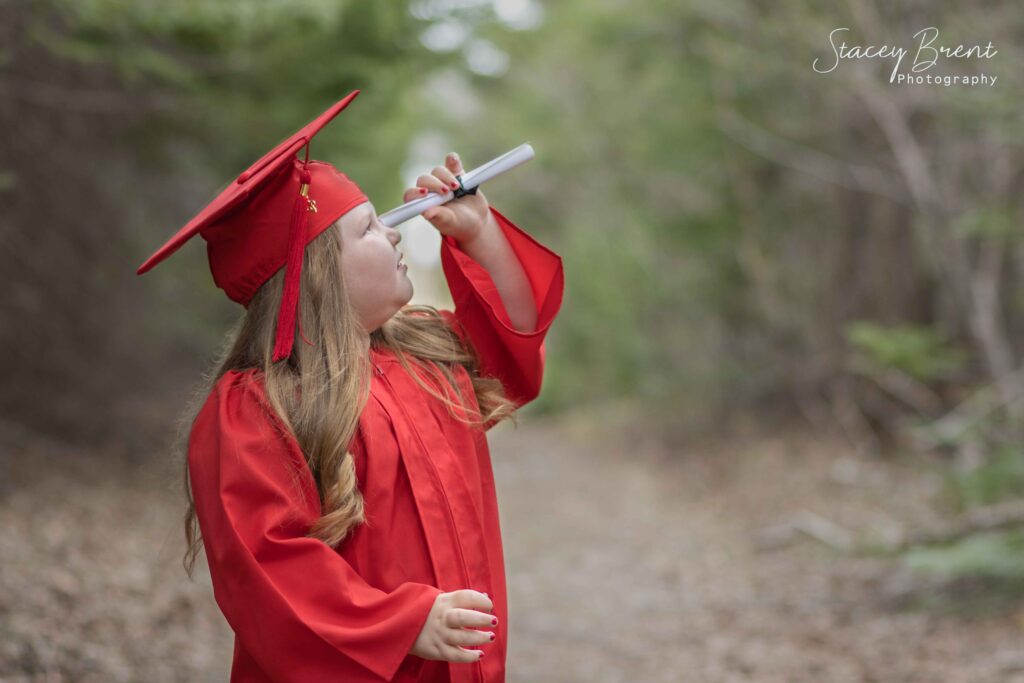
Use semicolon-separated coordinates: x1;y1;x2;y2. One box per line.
886;500;1024;552
715;109;910;204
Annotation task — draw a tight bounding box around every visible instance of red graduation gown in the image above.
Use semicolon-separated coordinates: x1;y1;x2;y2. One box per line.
187;207;564;683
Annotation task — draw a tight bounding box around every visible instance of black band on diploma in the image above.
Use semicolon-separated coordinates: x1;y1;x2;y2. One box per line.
452;174;478;199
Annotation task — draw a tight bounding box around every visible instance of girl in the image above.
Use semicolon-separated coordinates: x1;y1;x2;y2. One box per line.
137;92;564;683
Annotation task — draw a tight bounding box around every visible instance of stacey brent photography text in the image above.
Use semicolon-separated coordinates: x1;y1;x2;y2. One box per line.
812;27;998;87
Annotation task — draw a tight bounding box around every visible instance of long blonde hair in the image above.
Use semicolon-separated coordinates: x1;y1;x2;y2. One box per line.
179;221;519;578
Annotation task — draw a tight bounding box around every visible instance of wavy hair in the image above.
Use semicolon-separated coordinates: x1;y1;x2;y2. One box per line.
178;220;519;578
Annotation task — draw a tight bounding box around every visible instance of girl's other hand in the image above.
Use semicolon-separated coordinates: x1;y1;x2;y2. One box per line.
410;589;497;664
402;152;491;246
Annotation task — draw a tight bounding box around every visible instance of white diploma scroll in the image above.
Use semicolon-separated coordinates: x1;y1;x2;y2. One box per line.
378;143;535;228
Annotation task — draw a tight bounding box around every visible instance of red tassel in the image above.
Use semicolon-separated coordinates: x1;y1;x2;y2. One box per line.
272;167;313;362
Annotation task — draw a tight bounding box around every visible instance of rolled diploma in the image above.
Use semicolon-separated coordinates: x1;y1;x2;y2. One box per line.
378;143;535;228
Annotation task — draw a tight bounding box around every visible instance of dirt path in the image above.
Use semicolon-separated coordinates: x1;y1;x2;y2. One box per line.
1;411;1022;682
494;412;1024;683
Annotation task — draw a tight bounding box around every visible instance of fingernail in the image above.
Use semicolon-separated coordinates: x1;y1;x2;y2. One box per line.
419;188;427;194
479;651;485;658
450;181;459;189
491;617;498;626
489;633;495;641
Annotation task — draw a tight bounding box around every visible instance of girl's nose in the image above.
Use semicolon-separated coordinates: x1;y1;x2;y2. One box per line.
388;226;402;246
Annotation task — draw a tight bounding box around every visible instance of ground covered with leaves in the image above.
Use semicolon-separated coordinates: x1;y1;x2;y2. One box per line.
1;407;1022;682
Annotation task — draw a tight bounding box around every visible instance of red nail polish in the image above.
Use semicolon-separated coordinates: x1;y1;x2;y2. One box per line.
479;651;485;659
450;181;459;189
489;633;495;641
419;188;427;194
491;618;498;626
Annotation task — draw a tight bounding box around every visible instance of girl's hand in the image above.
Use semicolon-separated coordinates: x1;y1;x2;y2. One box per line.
402;152;491;246
410;589;497;664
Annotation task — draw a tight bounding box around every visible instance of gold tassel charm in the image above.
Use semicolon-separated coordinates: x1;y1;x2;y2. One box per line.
299;183;318;213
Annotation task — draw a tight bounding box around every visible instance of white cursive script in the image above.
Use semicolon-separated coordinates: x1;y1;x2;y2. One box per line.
812;27;997;83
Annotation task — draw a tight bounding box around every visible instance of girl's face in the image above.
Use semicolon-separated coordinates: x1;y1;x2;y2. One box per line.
337;201;413;334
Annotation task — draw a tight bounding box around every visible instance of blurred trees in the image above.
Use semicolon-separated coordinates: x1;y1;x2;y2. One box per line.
0;0;456;444
2;0;1021;513
427;0;1023;576
445;2;1023;467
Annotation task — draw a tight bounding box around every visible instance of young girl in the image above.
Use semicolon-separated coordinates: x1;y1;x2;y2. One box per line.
136;91;564;683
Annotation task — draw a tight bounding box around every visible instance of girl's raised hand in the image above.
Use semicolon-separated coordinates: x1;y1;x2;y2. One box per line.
402;152;491;246
410;589;497;664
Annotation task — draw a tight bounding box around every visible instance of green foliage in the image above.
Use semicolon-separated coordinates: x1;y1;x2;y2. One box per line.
943;445;1024;509
10;0;1023;452
901;530;1024;581
953;206;1019;241
36;2;456;298
433;1;748;415
845;322;966;382
38;0;450;203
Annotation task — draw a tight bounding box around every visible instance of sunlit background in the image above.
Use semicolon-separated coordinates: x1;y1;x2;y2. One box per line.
2;0;1023;681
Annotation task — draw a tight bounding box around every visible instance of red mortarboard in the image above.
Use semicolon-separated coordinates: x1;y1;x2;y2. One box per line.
136;90;368;362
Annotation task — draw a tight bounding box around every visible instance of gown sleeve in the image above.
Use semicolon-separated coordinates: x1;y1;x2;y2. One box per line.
187;370;442;683
438;205;564;410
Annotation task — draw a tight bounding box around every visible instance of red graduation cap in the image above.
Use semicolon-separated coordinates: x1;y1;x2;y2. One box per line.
136;90;369;363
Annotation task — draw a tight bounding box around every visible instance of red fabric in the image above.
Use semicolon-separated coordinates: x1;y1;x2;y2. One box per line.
271;167;313;362
206;159;366;307
188;207;564;682
136;91;369;364
138;91;370;366
439;206;564;409
136;91;367;303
